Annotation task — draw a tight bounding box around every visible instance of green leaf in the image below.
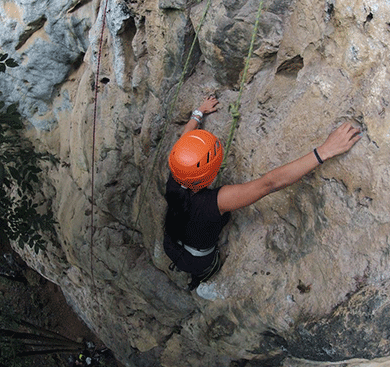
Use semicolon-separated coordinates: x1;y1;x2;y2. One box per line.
32;234;41;241
6;103;18;115
29;173;39;183
0;163;3;186
5;58;18;68
9;232;17;241
2;114;23;129
0;53;8;62
22;166;29;178
27;165;42;174
0;63;5;73
8;166;19;181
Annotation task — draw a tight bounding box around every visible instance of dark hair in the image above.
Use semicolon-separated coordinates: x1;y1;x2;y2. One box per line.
164;185;191;242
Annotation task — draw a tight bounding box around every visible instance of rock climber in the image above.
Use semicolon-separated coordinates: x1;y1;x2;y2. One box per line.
164;96;361;291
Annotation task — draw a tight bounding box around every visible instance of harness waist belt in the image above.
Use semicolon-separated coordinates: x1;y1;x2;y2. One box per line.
177;240;216;257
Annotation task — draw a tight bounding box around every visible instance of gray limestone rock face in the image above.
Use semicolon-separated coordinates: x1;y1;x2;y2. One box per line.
1;0;390;366
0;0;91;129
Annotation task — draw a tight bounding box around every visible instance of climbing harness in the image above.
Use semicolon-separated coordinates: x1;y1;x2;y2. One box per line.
217;0;264;182
187;249;221;291
177;240;216;257
168;243;221;291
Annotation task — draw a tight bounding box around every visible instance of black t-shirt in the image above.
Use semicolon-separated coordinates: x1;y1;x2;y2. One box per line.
165;174;230;250
163;174;230;276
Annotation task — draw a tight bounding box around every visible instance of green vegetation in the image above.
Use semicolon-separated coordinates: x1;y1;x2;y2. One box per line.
0;52;56;253
0;313;83;367
0;52;18;72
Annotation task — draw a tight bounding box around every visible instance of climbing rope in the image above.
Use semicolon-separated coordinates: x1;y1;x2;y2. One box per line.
90;0;109;296
217;0;264;181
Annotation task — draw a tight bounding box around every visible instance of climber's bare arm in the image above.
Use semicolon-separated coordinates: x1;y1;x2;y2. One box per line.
217;122;361;214
182;96;219;136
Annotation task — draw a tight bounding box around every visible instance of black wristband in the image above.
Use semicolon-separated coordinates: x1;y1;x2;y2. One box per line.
313;148;324;164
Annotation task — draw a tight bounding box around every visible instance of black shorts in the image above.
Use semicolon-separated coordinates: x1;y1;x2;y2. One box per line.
163;235;217;277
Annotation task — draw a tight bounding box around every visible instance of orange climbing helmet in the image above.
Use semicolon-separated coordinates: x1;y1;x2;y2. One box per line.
169;130;223;190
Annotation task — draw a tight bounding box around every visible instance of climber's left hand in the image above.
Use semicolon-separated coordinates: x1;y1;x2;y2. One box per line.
198;96;219;114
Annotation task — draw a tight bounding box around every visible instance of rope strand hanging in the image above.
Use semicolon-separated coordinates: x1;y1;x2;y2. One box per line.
217;0;263;182
90;0;109;298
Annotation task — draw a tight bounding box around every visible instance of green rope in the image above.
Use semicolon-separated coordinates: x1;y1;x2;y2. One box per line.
115;0;212;283
217;0;263;182
137;0;212;202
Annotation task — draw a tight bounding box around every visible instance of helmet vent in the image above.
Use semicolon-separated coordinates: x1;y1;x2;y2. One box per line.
197;162;200;168
207;152;210;163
